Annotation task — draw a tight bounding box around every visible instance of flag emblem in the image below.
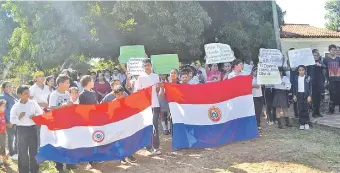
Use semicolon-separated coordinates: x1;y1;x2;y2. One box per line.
92;130;105;143
208;106;221;122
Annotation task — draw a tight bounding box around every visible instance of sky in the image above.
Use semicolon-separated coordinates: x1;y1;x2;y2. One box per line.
276;0;327;28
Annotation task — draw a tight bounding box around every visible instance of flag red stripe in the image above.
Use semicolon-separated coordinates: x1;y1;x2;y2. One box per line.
32;87;152;130
164;75;252;104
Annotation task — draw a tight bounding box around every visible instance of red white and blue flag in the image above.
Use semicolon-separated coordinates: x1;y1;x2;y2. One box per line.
32;87;153;164
164;75;259;149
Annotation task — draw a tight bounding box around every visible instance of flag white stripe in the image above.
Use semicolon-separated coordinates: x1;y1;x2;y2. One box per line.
40;107;153;149
169;94;255;125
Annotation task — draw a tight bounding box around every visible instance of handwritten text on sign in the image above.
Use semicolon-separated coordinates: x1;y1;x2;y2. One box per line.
257;63;281;85
288;48;315;68
259;48;283;66
127;58;146;75
204;43;235;64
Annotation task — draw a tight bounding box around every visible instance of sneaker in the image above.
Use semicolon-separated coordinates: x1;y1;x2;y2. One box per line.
120;158;127;164
126;156;137;163
66;164;77;170
257;126;262;130
267;121;274;125
11;154;18;161
299;125;305;130
304;124;310;130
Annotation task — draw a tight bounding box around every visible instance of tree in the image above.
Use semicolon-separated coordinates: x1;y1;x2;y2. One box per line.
325;0;340;31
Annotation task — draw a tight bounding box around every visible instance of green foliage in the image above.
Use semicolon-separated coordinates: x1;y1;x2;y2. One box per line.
90;58;116;72
325;0;340;31
0;1;284;83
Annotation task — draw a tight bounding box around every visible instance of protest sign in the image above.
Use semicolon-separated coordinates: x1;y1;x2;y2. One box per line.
119;45;146;63
288;48;315;68
257;63;281;85
259;48;283;66
127;58;147;75
151;54;179;74
204;43;235;64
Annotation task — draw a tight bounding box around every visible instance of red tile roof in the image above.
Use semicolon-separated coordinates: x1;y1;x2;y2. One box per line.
281;24;340;38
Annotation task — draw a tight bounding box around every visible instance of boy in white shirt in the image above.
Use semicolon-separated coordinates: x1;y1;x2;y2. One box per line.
48;74;77;172
135;59;161;155
10;85;43;173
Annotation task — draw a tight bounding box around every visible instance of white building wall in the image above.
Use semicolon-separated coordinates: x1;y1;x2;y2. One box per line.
281;38;340;57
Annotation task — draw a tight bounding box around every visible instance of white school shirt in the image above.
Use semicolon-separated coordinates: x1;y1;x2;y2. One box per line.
29;83;51;104
252;77;262;97
298;76;305;92
135;72;160;108
10;100;44;126
228;70;247;79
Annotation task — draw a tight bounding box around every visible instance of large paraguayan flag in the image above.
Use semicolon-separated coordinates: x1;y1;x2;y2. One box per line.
32;87;153;164
164;75;259;149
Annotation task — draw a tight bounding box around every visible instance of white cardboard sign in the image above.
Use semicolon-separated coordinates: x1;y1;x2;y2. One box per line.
204;43;235;64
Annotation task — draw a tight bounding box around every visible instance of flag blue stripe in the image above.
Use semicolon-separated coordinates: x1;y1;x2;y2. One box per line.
172;116;259;149
36;125;153;164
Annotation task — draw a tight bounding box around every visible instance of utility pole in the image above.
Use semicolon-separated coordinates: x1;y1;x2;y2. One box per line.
272;0;282;51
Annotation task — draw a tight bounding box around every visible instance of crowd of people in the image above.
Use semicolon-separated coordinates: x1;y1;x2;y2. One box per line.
0;44;339;173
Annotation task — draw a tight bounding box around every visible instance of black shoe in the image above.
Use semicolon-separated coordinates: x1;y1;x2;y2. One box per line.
126;156;137;163
120;158;127;164
327;111;334;115
278;117;285;129
312;113;318;118
318;113;324;117
284;117;292;127
66;164;77;170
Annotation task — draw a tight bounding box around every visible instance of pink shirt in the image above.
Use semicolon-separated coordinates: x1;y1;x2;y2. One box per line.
207;71;221;82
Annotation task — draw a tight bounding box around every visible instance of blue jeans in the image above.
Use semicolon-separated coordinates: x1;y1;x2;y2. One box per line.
7;125;18;156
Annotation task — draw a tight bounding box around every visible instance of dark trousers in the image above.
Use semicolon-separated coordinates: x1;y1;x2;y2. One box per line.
55;162;76;171
253;97;264;127
328;81;340;112
147;107;160;150
17;126;38;173
6;125;17;156
264;88;276;122
312;83;322;114
297;93;310;125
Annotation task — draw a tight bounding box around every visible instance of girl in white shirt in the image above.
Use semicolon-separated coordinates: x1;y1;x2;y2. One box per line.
272;67;292;129
252;67;263;130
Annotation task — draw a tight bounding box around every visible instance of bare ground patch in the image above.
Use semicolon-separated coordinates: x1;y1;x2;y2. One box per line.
2;121;340;173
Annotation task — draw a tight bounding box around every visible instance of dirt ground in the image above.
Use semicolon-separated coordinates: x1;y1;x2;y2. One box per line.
2;119;340;173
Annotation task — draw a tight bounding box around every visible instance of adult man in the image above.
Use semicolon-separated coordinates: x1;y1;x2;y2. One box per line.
135;59;161;155
29;71;51;110
0;81;19;160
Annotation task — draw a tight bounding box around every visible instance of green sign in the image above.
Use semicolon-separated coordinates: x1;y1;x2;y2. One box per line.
151;54;179;74
119;45;146;63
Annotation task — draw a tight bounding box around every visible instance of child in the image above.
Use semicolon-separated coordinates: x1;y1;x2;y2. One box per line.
10;85;44;173
293;65;312;130
112;85;137;164
69;87;79;104
180;71;189;84
0;100;10;166
78;75;99;167
251;67;264;130
228;59;247;79
101;79;128;103
48;74;77;171
272;67;292;129
79;75;98;105
158;74;170;135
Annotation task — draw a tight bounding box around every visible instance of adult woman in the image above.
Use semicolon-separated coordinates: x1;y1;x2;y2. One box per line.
222;62;232;80
272;67;292;129
94;73;111;102
45;76;55;92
